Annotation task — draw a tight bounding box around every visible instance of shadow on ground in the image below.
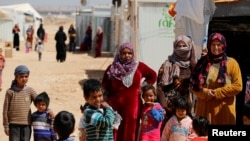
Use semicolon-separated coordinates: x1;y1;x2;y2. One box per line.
78;70;106;86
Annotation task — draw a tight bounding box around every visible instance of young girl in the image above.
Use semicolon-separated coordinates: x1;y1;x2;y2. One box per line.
31;92;57;141
26;41;31;53
161;96;193;141
191;116;210;141
36;40;44;61
139;85;164;141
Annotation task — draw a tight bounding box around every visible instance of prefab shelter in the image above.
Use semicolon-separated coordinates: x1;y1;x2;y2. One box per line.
0;3;43;41
0;8;15;42
76;4;112;52
0;8;26;42
122;0;176;73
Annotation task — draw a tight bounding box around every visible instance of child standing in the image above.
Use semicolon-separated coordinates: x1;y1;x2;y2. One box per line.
53;111;75;141
161;96;193;141
243;100;250;125
0;47;6;91
26;41;31;53
2;65;37;141
36;40;44;61
139;85;164;141
191;116;210;141
82;78;115;141
31;92;57;141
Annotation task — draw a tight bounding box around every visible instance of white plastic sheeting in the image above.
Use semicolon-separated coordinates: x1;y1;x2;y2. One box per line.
137;2;175;73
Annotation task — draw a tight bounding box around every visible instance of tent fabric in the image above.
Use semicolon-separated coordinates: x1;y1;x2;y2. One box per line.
0;3;42;20
174;0;216;59
0;8;13;19
175;0;205;24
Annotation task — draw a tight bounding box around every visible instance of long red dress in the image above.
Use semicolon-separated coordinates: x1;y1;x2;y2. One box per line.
102;62;157;141
95;32;103;57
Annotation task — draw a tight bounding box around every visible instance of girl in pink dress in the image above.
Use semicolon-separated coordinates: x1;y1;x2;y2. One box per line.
139;85;164;141
102;42;157;141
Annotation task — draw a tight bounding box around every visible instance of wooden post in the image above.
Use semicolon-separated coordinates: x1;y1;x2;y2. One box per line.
134;0;138;60
130;0;138;60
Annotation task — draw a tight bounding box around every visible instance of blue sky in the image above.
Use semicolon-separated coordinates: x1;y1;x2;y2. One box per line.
0;0;112;8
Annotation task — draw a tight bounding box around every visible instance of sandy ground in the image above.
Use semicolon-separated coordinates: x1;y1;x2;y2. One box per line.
0;16;113;140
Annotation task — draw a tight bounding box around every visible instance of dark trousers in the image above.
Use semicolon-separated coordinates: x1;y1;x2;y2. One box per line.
9;124;31;141
69;42;76;52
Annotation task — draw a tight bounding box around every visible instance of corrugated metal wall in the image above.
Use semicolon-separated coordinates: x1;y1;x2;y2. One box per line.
75;7;113;52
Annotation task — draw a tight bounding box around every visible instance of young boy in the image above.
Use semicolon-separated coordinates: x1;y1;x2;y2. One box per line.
2;65;37;141
31;92;57;141
0;47;5;91
82;78;115;141
54;111;75;141
243;100;250;125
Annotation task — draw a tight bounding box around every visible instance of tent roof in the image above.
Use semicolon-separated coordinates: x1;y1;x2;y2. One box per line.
0;8;13;20
0;3;42;20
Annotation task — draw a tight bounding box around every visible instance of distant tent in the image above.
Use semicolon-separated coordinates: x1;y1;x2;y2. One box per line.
0;8;13;19
0;3;43;42
0;3;42;20
0;8;15;42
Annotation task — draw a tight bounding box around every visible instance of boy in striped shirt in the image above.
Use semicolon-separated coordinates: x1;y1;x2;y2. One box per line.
31;92;56;141
82;79;115;141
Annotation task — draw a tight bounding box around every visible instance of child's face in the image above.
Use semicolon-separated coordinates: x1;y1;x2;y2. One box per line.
36;101;47;112
176;108;187;119
243;115;250;125
142;89;156;103
16;74;29;87
85;90;103;109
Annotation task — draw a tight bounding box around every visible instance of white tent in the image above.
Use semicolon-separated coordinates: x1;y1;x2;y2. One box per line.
0;3;43;42
122;0;215;73
120;0;176;73
0;8;15;42
0;3;42;20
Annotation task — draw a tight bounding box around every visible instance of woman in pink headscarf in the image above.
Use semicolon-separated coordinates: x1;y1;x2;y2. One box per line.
102;42;157;141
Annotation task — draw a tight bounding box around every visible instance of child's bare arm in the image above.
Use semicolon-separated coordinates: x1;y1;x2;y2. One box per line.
47;109;55;119
78;128;86;141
